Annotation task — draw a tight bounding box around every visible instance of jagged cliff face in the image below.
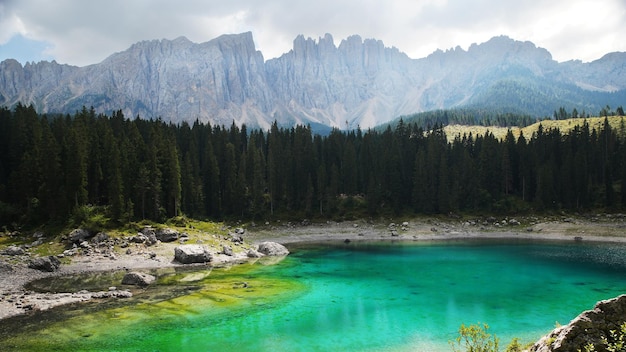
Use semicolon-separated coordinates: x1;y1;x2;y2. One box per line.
1;32;625;129
266;34;421;128
89;33;274;128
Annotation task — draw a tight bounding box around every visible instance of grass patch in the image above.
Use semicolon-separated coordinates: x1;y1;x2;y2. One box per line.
444;116;626;142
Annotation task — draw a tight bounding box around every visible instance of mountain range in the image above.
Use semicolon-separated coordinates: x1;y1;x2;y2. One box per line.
1;32;625;130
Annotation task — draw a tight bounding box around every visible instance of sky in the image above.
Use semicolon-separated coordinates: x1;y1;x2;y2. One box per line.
0;0;625;67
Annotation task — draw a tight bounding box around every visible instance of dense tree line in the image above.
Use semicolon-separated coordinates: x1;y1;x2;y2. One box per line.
392;108;537;130
390;104;624;131
1;103;626;228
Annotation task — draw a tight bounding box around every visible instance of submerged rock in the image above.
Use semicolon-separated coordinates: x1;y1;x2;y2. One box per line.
257;242;289;256
92;290;133;299
174;245;212;264
122;272;156;287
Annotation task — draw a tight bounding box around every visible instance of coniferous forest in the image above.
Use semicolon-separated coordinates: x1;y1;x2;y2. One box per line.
2;103;626;229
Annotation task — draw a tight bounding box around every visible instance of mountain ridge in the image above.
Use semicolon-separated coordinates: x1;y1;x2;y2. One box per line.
1;32;625;129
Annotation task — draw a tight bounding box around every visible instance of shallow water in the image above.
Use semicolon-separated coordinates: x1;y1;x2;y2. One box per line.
2;239;626;351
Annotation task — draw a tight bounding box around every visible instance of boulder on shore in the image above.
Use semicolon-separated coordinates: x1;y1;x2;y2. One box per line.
28;256;61;272
122;272;156;287
247;249;263;258
222;245;233;256
257;242;289;256
155;228;179;242
69;228;92;243
90;232;109;244
174;245;212;264
2;245;25;256
0;261;13;272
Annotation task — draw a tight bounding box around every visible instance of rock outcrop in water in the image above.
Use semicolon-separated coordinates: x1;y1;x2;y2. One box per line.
122;272;156;287
530;294;626;351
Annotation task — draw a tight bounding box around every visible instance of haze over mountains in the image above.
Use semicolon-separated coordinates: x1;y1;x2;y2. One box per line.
0;32;625;130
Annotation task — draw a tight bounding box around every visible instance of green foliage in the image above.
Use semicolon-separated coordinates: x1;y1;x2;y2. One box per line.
450;323;532;352
387;107;537;131
450;323;500;352
504;338;525;352
69;205;111;232
579;322;626;352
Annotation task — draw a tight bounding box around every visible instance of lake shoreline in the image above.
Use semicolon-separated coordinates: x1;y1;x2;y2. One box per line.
1;214;625;321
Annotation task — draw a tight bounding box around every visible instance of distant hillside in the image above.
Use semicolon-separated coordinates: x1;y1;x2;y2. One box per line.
1;33;625;130
443;115;626;142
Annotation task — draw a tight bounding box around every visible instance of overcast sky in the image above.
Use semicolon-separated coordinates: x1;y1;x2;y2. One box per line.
1;0;625;66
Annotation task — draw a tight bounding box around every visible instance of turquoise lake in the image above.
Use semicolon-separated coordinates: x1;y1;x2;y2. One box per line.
2;239;626;351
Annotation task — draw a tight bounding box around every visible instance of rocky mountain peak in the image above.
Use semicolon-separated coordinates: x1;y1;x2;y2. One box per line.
0;32;625;130
212;32;259;56
468;35;553;63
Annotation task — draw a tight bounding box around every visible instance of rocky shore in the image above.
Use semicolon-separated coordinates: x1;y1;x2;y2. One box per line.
0;225;289;320
1;214;626;349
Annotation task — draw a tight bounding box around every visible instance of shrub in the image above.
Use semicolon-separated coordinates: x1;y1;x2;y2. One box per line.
579;322;626;352
450;323;500;352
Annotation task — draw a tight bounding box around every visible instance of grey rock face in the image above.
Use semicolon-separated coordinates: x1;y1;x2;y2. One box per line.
1;33;625;130
174;245;212;264
530;294;626;352
257;242;289;256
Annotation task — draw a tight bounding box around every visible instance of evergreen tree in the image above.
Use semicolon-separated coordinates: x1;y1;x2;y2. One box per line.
3;103;626;227
202;134;221;217
64;114;89;210
102;123;125;221
164;140;182;217
38;119;63;221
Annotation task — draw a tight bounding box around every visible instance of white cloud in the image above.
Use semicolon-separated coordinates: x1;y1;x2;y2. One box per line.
0;11;26;44
0;0;624;65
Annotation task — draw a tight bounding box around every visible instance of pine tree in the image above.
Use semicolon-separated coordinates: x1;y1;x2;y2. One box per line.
202;137;221;217
64;114;89;210
146;141;163;220
37;119;63;221
267;122;282;215
221;143;238;216
164;141;182;217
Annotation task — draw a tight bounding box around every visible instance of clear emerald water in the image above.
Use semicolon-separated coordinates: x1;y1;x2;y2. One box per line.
3;239;626;351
